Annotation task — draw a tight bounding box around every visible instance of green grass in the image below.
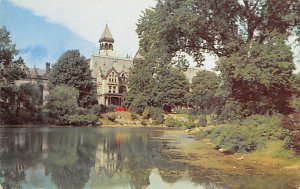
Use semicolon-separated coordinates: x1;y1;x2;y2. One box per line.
196;114;291;153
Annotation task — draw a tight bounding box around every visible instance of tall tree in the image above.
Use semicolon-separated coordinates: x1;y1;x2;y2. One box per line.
217;35;295;115
137;0;299;66
137;0;299;116
48;50;97;107
155;68;190;112
123;58;156;111
46;85;79;116
16;83;42;116
189;70;220;114
0;26;26;122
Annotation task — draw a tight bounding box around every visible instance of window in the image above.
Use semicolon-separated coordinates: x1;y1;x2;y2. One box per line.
109;71;117;83
113;86;116;93
109;86;112;93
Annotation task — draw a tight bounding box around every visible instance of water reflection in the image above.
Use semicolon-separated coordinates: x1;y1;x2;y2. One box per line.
0;128;298;189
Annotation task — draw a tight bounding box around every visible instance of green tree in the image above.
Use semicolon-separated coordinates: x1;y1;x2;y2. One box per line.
137;0;299;66
137;0;299;117
48;50;97;107
46;86;79;116
217;36;295;115
189;70;220;114
16;83;42;116
155;68;190;112
0;26;27;123
123;58;156;111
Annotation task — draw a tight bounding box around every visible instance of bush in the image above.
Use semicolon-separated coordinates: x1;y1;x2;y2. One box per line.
142;108;150;119
107;114;117;122
198;114;207;127
59;114;98;126
173;108;189;114
107;104;116;112
197;115;289;153
88;104;107;116
188;108;200;121
126;93;148;115
164;118;183;127
185;121;197;129
141;120;147;126
217;99;243;122
131;112;138;120
149;107;164;125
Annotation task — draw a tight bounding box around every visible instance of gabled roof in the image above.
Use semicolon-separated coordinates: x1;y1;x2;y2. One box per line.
90;55;133;78
99;24;114;43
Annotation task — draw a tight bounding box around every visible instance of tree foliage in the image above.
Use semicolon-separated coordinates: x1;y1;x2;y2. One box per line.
136;0;299;117
124;58;189;113
217;36;295;115
46;85;79;116
137;0;300;66
16;83;42;114
155;68;190;112
189;70;220;113
0;26;27;122
48;50;97;107
123;58;156;111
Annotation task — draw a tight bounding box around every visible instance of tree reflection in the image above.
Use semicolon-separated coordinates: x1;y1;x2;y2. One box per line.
0;128;298;189
44;129;98;189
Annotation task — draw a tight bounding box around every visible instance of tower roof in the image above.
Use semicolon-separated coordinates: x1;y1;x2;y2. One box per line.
99;24;114;43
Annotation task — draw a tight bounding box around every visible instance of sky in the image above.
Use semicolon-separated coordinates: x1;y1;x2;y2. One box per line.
0;0;156;69
0;0;299;72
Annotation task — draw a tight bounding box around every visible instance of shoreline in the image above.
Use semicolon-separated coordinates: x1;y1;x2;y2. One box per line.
0;124;170;129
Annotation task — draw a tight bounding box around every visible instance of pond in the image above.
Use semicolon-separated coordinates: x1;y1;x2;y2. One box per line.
0;127;299;189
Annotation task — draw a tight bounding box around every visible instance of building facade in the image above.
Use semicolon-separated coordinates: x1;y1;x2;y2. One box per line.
89;25;133;106
15;60;50;105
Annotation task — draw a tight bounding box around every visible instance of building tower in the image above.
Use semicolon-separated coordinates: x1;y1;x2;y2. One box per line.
99;24;114;52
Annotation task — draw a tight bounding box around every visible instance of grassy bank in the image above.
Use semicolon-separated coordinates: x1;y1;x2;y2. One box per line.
192;114;300;166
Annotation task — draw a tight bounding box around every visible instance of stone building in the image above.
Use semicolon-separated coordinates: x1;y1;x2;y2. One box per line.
15;61;50;105
89;25;133;106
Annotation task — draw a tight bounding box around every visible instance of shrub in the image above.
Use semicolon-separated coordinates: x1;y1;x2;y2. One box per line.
197;115;289;153
142;108;150;119
107;114;117;122
164;118;183;127
131;112;138;120
107;104;116;112
198;114;207;127
173;108;189;114
88;104;106;116
188;108;200;121
59;114;98;126
185;121;197;129
125;93;148;115
217;99;243;122
149;107;164;125
141;120;147;126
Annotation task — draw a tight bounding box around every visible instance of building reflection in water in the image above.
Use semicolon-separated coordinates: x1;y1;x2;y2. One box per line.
0;128;298;189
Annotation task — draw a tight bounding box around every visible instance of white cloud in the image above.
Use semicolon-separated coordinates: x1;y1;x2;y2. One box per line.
10;0;156;57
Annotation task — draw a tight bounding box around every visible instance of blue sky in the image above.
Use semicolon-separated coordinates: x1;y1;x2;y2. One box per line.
0;0;299;72
0;0;156;69
0;1;97;69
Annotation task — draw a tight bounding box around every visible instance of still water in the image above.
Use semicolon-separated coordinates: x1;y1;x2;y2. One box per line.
0;127;298;189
